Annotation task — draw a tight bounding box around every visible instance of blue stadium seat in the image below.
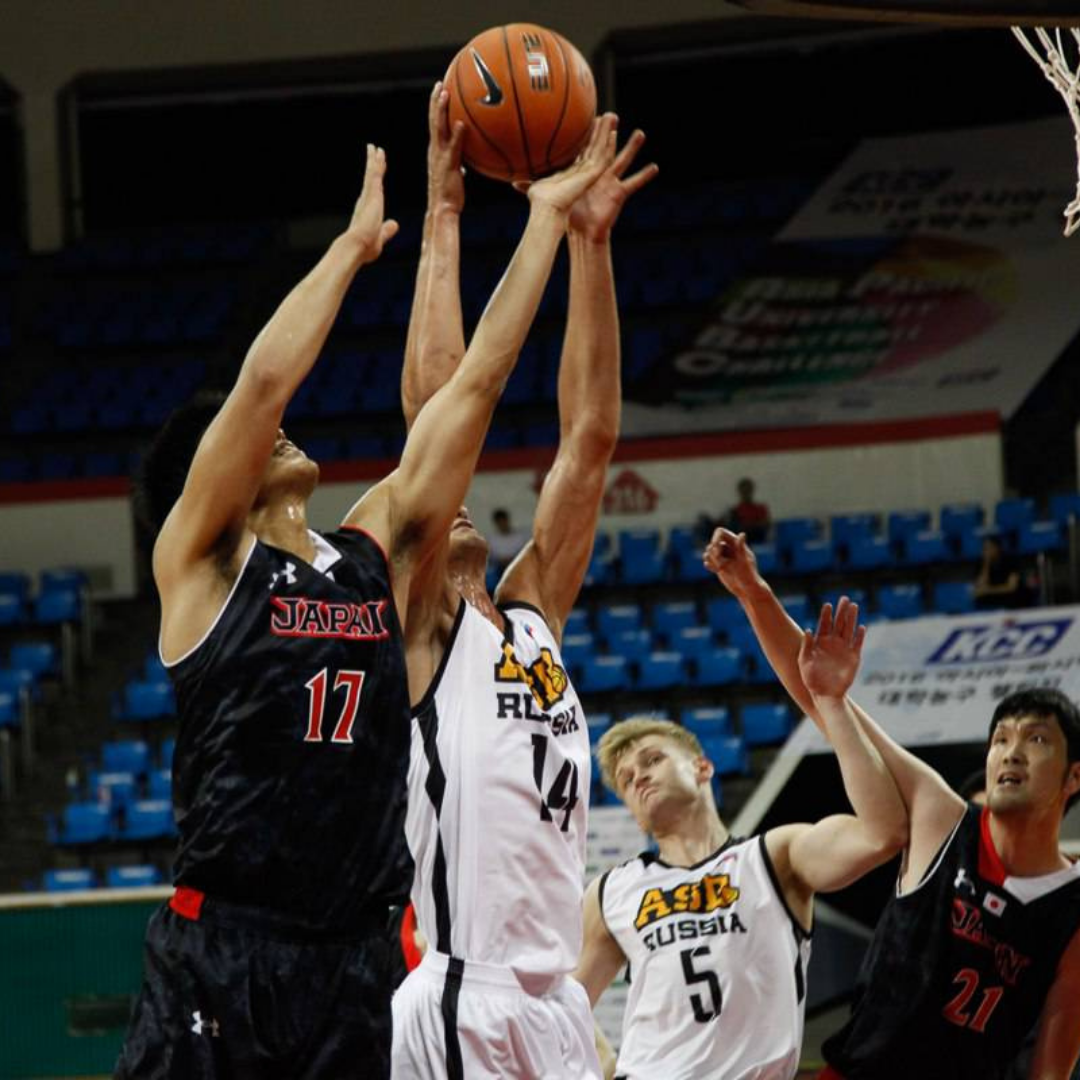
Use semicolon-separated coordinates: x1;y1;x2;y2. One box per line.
40;568;87;593
563;608;590;637
589;755;608;807
144;653;169;682
932;580;976;615
742;638;776;684
51;802;112;845
102;739;151;777
106;864;163;889
876;583;924;620
1050;492;1080;527
43;868;97;892
1016;520;1064;555
608;629;654;664
691;647;742;687
148;768;173;801
117;679;176;722
34;588;81;624
578;656;629;694
0;593;23;626
635;652;684;691
940;503;985;537
667;526;710;583
596;604;643;640
752;543;779;575
700;733;751;777
672;626;715;663
900;530;949;566
618;530;665;585
705;597;743;635
160;737;176;768
740;703;792;746
586;711;613;744
0;572;30;601
9;642;59;677
681;706;731;740
820;589;868;618
887;510;931;549
845;535;892;571
785;538;834;574
121;800;175;842
583;550;612;588
830;513;878;551
652;602;699;642
0;666;37;702
775;517;820;551
90;770;138;809
560;633;597;672
994;497;1035;538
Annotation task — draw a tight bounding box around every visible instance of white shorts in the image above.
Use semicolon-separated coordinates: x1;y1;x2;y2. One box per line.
391;951;602;1080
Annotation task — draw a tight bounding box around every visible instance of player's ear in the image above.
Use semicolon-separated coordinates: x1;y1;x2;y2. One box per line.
696;754;714;785
1064;760;1080;801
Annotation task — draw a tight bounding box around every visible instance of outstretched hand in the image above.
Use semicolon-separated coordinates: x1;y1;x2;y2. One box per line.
567;127;658;241
346;144;400;264
703;527;762;598
798;598;866;700
526;114;619;217
427;81;466;215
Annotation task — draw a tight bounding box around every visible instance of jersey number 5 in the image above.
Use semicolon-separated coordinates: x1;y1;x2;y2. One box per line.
303;669;366;744
531;734;579;832
681;946;723;1023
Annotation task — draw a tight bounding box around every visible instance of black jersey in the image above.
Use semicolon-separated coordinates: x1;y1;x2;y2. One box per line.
167;527;412;932
824;803;1080;1080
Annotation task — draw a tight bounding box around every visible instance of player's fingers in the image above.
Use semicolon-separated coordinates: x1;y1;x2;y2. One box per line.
854;624;867;653
817;603;834;641
612;129;646;176
623;162;660;196
379;220;399;246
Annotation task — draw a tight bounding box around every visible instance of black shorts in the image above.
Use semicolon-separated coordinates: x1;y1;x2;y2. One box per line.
115;890;396;1079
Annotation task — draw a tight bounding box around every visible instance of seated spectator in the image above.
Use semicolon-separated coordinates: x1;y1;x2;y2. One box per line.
974;533;1031;610
487;507;528;574
727;477;770;543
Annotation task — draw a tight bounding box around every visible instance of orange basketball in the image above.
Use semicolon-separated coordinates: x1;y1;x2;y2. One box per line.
445;24;597;183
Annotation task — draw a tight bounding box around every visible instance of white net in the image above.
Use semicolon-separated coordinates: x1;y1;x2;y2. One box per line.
1012;26;1080;236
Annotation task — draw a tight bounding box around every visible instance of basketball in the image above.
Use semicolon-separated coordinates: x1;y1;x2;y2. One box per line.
444;24;597;183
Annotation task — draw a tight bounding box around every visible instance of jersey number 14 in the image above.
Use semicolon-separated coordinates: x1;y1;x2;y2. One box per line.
531;734;579;832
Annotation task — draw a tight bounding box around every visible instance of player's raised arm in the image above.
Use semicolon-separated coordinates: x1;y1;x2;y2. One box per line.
155;145;397;583
401;81;466;431
497;127;657;635
705;527;964;881
778;599;908;895
346;118;616;586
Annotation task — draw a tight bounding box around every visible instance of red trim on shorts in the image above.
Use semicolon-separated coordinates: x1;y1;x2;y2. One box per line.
978;805;1008;886
169;886;205;920
400;901;422;973
816;1067;846;1080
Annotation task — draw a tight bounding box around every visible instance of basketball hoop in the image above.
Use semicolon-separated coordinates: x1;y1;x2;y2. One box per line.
1011;27;1080;235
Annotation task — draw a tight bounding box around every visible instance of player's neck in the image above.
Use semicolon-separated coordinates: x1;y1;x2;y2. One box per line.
249;497;314;563
654;803;728;867
987;807;1069;877
448;569;500;628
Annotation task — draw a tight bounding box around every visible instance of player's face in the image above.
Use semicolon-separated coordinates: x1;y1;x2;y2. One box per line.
985;713;1080;816
448;506;489;559
260;430;319;495
615;735;707;830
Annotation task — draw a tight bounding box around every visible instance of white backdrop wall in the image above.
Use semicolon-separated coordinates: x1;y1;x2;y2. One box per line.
0;430;1002;600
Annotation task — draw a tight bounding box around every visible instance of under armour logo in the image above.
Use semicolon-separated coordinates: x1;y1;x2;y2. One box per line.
270;563;298;590
470;49;504;105
191;1010;220;1037
954;868;977;896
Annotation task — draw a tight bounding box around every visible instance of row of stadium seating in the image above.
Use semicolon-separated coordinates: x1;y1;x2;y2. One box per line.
40;864;164;892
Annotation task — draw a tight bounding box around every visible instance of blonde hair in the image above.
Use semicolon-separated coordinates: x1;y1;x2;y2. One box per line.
596;716;704;793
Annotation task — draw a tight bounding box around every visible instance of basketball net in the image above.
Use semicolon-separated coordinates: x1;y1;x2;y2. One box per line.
1012;27;1080;236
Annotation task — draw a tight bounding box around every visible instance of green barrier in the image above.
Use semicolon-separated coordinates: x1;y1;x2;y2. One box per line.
0;888;166;1080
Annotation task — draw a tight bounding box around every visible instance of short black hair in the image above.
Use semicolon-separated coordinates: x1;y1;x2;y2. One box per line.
988;687;1080;811
957;768;987;802
134;390;226;536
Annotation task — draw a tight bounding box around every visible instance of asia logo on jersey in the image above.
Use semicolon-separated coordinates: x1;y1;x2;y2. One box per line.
494;641;568;710
634;873;740;929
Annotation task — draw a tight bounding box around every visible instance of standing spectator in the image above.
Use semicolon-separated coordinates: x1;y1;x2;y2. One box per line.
487;507;529;574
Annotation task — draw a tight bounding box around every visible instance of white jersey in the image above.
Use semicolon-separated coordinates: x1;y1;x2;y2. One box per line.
406;599;590;978
601;834;812;1080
